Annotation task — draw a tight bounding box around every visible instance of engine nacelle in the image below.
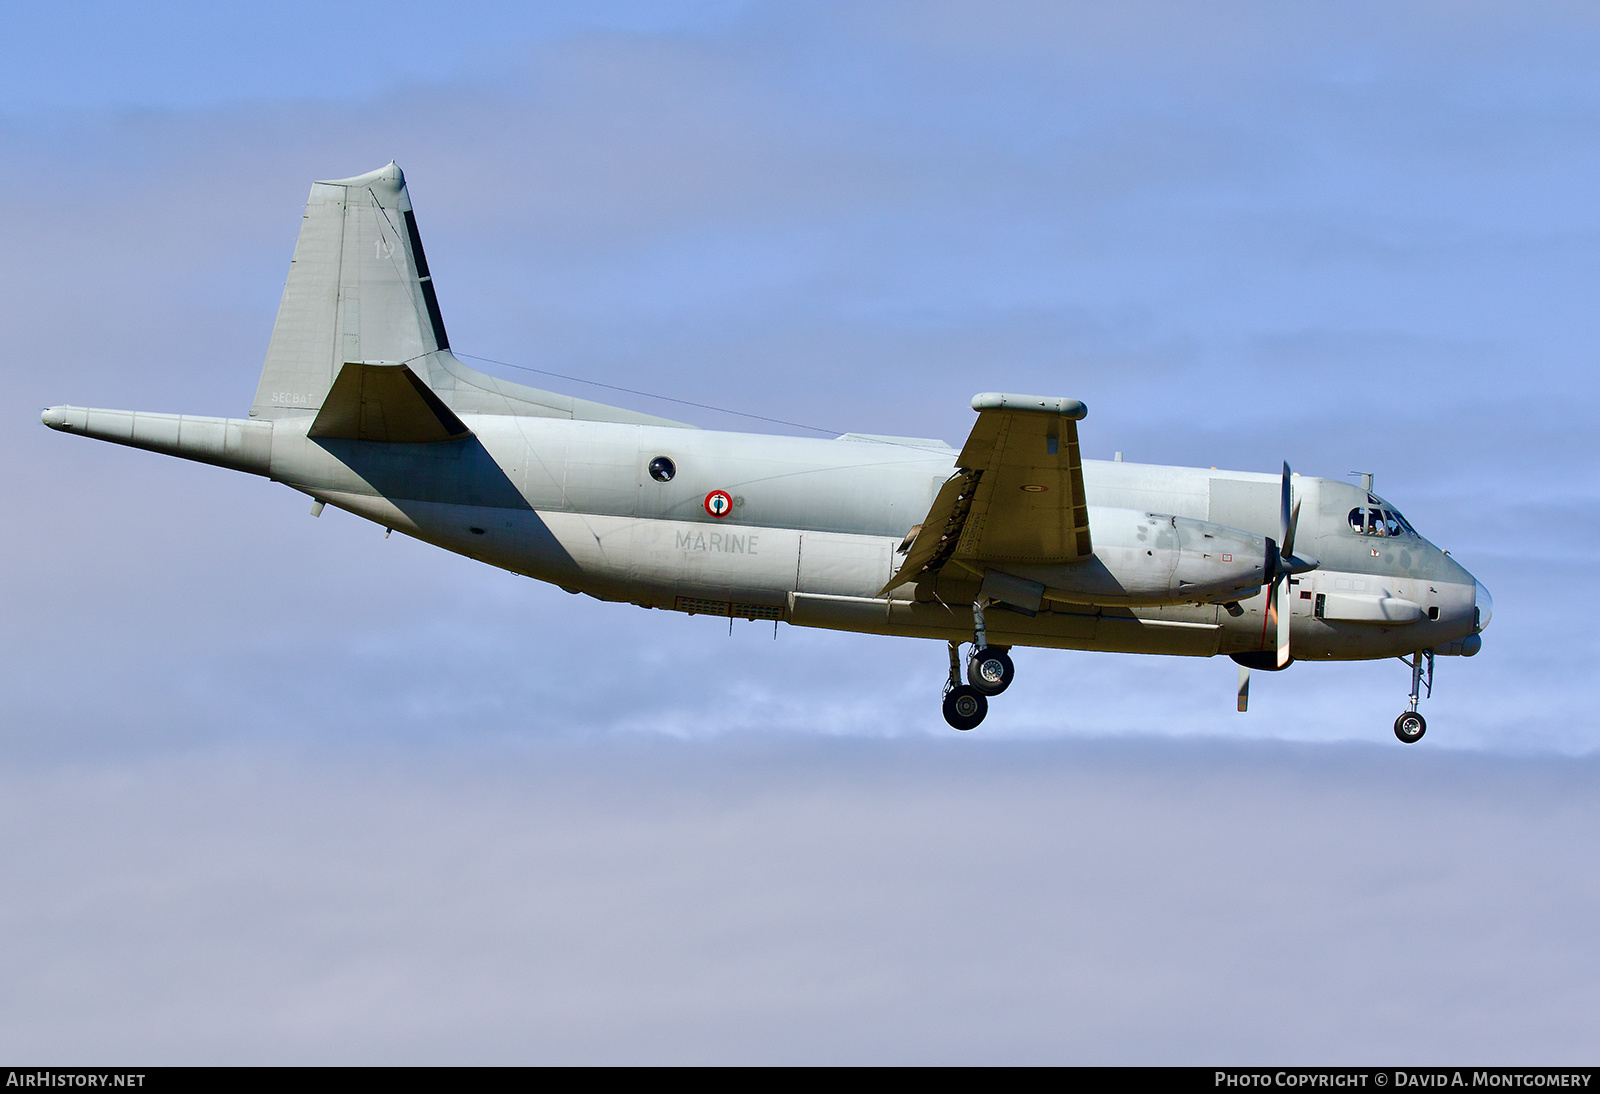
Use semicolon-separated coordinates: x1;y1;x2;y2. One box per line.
997;507;1270;608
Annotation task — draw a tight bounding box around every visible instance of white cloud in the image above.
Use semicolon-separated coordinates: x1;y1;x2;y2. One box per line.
3;740;1597;1063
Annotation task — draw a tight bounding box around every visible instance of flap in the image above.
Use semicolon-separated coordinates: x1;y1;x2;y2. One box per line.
882;470;980;594
308;362;472;443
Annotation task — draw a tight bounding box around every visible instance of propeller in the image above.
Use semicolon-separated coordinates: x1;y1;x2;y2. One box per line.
1264;462;1320;669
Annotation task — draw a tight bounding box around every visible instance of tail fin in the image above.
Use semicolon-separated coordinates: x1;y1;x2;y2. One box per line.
250;163;448;420
251;163;698;431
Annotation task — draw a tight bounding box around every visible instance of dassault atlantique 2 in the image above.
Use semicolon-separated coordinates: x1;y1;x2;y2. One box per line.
42;164;1490;741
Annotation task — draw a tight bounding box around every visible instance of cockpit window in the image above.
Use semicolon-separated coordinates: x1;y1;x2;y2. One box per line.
1348;507;1415;537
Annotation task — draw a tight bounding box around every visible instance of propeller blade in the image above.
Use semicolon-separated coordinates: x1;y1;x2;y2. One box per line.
1264;572;1279;647
1275;574;1292;669
1237;665;1250;712
1283;498;1302;560
1280;462;1292;547
1281;552;1320;576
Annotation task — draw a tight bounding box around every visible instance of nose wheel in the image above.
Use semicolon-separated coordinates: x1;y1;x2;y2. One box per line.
1394;650;1434;744
1394;710;1426;743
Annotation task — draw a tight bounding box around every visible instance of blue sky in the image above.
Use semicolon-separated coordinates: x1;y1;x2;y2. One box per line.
3;0;1599;1062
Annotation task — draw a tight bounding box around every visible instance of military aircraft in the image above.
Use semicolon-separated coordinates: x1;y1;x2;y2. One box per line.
41;164;1490;742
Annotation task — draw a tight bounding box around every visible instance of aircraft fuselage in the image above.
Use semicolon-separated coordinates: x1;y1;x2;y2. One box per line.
44;404;1484;663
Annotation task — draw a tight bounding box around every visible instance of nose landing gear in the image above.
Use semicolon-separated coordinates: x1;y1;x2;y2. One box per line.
1394;650;1434;744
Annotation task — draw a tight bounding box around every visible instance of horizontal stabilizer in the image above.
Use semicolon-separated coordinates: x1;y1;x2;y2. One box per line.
308;362;472;443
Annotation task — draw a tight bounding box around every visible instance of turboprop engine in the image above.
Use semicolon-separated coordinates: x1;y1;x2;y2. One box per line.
997;507;1272;608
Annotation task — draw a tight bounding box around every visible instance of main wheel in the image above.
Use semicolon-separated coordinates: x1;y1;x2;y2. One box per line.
1394;711;1427;744
943;685;988;731
966;646;1015;695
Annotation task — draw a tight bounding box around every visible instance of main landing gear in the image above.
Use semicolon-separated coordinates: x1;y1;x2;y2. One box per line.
1394;649;1435;744
941;599;1016;731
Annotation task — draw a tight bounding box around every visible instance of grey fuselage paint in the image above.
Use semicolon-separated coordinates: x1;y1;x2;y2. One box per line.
265;411;1481;661
39;401;1485;661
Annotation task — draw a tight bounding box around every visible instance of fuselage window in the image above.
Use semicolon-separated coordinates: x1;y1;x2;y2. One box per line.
648;456;676;483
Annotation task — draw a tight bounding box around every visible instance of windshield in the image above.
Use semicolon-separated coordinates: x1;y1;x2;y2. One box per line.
1347;505;1416;538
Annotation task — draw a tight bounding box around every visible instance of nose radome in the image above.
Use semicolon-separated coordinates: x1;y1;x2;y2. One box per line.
1475;580;1493;632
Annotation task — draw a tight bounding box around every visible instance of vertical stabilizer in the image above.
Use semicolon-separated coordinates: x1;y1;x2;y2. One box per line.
250;163;449;420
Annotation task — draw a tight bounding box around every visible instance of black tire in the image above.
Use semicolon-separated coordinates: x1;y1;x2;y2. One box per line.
1394;711;1427;744
967;646;1015;695
943;685;988;731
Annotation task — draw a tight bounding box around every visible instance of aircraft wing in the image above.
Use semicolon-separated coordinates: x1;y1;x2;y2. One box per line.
882;393;1091;593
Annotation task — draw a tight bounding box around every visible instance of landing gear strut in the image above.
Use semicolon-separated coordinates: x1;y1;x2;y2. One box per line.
967;597;1014;694
942;640;987;731
1394;649;1434;744
940;599;1017;731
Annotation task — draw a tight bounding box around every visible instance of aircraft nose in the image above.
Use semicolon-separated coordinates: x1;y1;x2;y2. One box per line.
1475;580;1493;632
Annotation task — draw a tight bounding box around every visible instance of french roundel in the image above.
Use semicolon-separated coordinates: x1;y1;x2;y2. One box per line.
704;490;733;518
